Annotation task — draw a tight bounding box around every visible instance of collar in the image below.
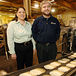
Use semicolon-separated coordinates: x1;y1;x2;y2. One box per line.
16;20;26;24
16;21;20;24
41;15;52;20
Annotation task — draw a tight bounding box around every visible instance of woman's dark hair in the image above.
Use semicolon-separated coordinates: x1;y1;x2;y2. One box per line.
12;7;28;21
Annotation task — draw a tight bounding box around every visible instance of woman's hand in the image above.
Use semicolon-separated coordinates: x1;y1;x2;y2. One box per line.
11;54;16;60
33;49;37;55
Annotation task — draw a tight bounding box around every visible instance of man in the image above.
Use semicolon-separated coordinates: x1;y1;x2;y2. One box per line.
32;0;60;63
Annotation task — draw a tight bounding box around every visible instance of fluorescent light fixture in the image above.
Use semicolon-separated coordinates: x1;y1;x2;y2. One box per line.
9;15;15;17
0;0;7;2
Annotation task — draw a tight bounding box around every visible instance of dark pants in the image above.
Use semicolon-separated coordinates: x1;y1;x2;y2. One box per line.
15;41;33;70
36;43;57;63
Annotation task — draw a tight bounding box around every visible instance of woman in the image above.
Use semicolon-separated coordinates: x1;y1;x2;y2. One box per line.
7;7;35;70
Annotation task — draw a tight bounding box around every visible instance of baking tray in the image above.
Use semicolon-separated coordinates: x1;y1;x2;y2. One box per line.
5;52;76;76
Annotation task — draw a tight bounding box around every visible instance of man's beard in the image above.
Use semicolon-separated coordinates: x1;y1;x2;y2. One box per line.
42;12;51;16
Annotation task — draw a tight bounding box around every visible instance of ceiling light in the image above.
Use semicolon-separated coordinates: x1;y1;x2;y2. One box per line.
50;0;54;2
34;3;39;8
9;10;12;11
51;8;55;12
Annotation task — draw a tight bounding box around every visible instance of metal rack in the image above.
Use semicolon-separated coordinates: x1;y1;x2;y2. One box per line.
0;24;8;60
72;29;76;52
57;28;72;56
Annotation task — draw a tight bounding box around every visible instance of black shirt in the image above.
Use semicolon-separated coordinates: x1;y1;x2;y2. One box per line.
32;15;60;43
